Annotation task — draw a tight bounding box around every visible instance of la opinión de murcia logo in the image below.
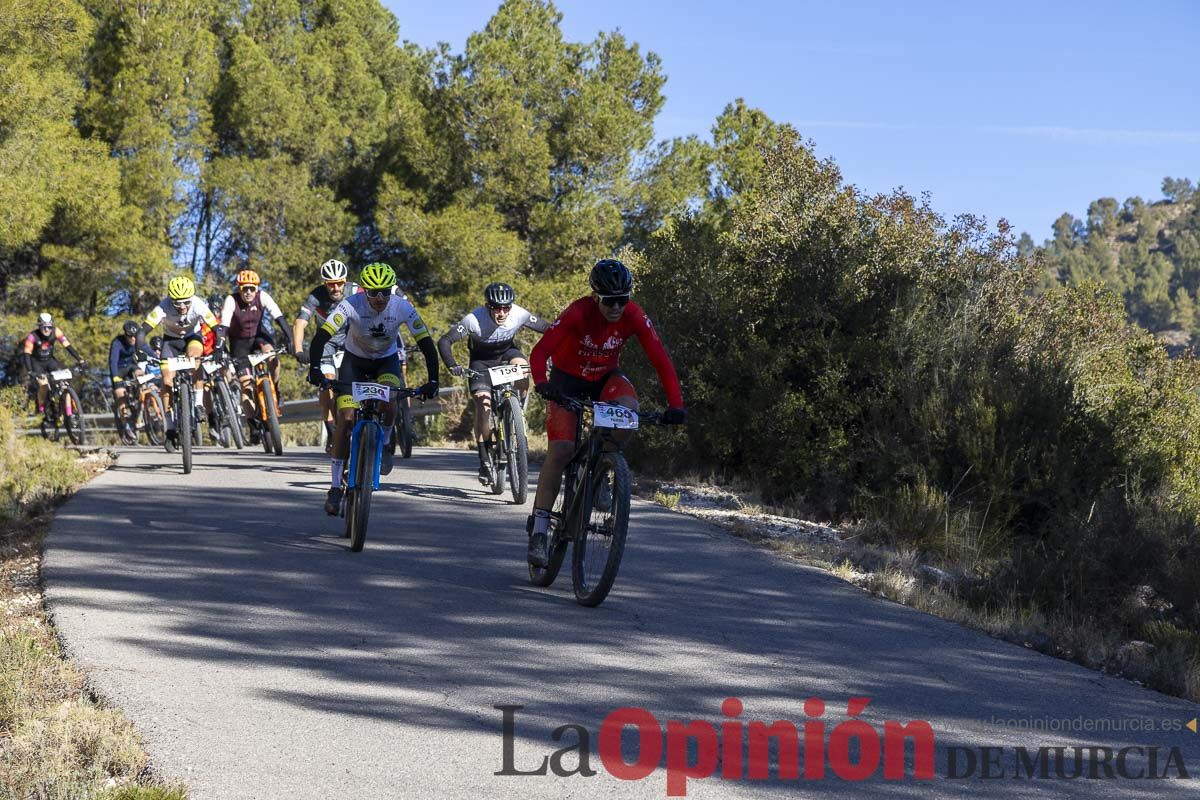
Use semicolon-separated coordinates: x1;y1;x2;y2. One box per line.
497;697;935;796
496;699;1194;796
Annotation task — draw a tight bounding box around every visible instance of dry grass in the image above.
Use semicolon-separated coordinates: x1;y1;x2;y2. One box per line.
0;449;187;800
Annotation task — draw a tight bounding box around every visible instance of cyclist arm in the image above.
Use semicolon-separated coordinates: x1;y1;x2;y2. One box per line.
522;312;551;334
21;334;34;373
403;310;439;386
108;338;123;378
309;302;350;375
436;314;473;370
631;308;684;409
260;292;293;352
58;330;83;363
293;294;319;355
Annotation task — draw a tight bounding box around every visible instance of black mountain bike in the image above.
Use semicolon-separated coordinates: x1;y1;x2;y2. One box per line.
162;355;202;474
528;397;665;607
38;366;88;445
464;365;530;504
200;354;243;449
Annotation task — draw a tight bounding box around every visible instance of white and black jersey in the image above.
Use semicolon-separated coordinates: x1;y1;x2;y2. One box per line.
439;304;548;363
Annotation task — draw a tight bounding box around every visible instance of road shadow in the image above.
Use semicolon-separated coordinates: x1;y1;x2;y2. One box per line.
44;447;1200;798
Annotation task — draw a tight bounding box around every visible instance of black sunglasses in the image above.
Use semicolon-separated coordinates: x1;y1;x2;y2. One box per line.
599;294;630;308
365;288;390;298
487;303;512;312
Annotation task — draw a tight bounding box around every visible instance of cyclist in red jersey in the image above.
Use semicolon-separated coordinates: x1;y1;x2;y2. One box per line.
525;258;686;566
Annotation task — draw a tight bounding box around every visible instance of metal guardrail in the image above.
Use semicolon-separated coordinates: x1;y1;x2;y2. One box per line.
17;386;462;436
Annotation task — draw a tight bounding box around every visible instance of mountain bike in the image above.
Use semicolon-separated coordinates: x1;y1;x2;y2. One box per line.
133;371;167;446
335;381;420;552
114;368;164;446
464;365;530;504
200;354;243;450
528;397;666;607
38;367;88;445
162;355;202;474
242;351;283;456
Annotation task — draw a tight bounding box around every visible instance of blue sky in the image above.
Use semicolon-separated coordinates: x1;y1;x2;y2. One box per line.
383;0;1199;241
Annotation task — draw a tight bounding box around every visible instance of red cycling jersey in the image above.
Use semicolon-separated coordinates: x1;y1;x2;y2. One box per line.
530;296;684;408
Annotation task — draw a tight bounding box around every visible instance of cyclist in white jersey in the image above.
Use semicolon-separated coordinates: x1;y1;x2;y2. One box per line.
438;282;549;483
140;275;223;450
307;263;439;515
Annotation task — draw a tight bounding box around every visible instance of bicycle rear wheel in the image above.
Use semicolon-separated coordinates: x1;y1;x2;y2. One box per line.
143;390;166;446
347;425;377;552
178;382;193;474
571;451;632;607
62;385;87;445
503;396;528;505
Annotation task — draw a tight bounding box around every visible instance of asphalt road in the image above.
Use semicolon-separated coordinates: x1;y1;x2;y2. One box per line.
45;446;1200;798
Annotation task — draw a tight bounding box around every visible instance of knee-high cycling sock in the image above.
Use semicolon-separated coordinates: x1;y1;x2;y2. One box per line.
383;424;394;447
330;459;345;489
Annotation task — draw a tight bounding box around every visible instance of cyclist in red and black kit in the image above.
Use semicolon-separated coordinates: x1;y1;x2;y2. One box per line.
525;258;687;566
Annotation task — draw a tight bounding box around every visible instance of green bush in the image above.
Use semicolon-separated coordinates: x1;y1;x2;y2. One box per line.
630;131;1200;630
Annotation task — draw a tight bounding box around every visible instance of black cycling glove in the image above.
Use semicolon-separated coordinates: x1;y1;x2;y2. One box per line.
661;407;687;425
534;382;563;404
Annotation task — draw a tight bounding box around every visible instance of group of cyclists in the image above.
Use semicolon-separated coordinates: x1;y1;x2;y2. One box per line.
21;256;687;569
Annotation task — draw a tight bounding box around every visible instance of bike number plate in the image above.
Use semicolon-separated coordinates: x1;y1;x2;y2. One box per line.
202;361;221;376
592;403;638;430
352;382;390;403
50;369;72;381
136;373;157;385
162;356;192;372
488;364;525;386
248;352;271;367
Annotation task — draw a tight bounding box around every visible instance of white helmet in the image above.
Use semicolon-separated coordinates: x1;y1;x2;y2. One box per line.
320;259;348;282
37;312;53;327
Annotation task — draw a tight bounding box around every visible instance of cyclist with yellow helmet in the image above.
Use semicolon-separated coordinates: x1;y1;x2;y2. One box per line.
307;263;440;515
218;269;295;424
140;275;222;450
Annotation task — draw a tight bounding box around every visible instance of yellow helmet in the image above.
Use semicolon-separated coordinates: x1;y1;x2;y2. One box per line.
167;275;195;301
359;262;396;291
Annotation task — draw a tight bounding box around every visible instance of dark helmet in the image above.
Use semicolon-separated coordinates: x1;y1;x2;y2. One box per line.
149;336;163;350
484;282;515;306
589;258;633;296
122;320;139;337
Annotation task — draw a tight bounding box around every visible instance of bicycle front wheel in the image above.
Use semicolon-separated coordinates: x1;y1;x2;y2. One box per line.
528;463;576;588
571;451;632;607
62;386;87;446
399;399;413;459
503;396;528;505
215;378;243;449
347;424;377;552
178;382;193;474
262;377;283;456
143;390;166;446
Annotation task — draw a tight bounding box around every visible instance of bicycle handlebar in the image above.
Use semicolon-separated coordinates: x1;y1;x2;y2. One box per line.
550;394;667;425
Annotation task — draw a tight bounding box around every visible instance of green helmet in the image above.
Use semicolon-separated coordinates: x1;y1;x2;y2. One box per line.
359;262;396;291
167;275;195;301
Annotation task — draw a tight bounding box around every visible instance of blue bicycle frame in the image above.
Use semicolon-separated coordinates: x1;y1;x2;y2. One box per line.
345;415;386;491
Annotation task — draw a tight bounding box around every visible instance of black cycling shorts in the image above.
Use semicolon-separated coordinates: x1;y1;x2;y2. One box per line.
468;347;525;394
160;334;203;359
334;351;403;410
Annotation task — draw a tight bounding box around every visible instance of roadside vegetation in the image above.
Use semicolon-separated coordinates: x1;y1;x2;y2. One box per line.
0;389;185;799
